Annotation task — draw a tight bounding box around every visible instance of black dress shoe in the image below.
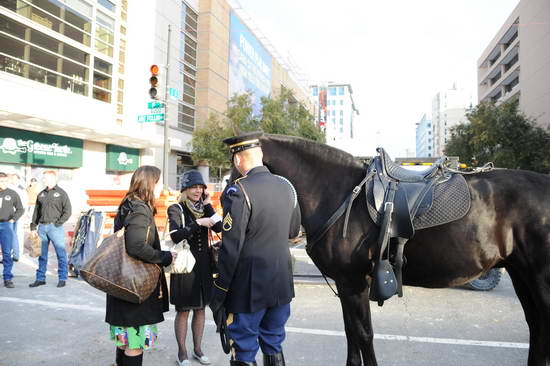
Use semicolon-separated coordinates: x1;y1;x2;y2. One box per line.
12;256;18;262
4;280;14;288
57;280;66;288
29;280;46;287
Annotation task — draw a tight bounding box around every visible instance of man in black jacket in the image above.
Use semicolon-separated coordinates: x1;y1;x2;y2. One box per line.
29;170;72;288
210;132;301;366
0;172;24;288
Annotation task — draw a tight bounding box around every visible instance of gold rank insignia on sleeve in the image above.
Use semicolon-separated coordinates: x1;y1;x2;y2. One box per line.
223;212;233;231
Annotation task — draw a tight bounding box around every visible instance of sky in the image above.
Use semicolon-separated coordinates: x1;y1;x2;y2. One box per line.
236;0;520;157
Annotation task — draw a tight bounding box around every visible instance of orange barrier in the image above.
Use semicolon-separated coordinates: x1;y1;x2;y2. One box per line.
86;189;222;235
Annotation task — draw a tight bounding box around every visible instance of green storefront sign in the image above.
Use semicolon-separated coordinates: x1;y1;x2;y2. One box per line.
106;144;140;171
0;127;83;168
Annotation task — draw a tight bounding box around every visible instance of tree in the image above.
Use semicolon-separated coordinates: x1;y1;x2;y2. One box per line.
190;114;232;171
191;89;325;172
445;101;550;173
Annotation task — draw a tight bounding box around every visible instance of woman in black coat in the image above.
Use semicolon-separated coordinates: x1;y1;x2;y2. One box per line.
168;170;222;366
105;166;174;366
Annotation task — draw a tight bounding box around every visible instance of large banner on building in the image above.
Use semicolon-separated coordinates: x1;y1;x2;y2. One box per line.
0;127;83;168
229;11;273;115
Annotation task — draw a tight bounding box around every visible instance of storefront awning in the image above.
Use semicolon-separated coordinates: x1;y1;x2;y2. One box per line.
0;111;162;149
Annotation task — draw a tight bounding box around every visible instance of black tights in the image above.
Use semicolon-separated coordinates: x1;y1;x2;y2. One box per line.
115;348;143;366
175;309;206;361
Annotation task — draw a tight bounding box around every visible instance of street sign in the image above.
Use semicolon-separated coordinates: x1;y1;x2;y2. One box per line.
147;101;164;109
138;114;165;122
169;87;181;100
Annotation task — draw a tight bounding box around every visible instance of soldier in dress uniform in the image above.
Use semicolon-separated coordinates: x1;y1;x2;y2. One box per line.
209;132;301;366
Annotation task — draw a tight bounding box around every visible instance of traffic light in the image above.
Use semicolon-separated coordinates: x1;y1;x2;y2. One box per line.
149;64;160;99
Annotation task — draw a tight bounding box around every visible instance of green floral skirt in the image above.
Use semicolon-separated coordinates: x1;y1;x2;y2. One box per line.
109;324;158;350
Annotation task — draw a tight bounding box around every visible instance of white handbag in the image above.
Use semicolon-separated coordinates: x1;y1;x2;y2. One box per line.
162;204;196;274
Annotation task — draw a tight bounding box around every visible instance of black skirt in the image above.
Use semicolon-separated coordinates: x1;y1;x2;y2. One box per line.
169;249;213;311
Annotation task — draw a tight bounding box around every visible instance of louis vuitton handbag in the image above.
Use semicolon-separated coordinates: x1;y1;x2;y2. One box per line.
80;227;161;304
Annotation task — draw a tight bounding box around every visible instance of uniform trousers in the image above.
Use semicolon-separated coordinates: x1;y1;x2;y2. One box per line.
227;303;290;362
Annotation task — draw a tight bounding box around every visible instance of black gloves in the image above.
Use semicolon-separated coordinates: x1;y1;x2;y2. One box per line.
209;284;227;330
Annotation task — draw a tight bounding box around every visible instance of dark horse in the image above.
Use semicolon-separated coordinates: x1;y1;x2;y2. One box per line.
244;134;550;366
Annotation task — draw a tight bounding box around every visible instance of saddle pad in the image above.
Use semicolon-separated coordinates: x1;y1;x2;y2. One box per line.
366;173;471;231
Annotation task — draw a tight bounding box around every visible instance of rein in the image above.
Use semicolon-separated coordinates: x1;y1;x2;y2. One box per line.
305;167;376;296
306;167;375;253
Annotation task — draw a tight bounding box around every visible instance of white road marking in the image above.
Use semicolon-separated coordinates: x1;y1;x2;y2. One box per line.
0;296;529;349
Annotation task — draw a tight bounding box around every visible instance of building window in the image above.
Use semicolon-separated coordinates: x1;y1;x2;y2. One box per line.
340;100;343;105
332;110;336;116
95;11;114;57
93;58;112;102
3;0;93;46
338;86;345;95
428;131;431;135
340;110;343;116
340;118;343;124
0;18;90;96
312;87;318;96
329;87;336;96
98;0;116;12
178;103;195;132
179;2;197;110
181;3;198;38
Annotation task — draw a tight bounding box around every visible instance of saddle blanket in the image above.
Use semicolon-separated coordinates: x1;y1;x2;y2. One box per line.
366;173;471;231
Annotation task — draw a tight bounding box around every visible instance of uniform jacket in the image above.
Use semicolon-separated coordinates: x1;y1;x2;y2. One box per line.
31;185;72;230
0;188;24;222
168;202;222;307
105;197;172;327
215;166;301;313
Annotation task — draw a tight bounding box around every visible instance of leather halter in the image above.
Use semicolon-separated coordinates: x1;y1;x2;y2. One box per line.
306;166;376;255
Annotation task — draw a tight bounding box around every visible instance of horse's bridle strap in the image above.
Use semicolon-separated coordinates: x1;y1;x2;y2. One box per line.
307;169;376;254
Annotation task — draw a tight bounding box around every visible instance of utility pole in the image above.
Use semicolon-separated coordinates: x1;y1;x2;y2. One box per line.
162;24;171;188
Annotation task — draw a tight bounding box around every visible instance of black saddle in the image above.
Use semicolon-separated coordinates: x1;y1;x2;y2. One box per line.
366;148;471;305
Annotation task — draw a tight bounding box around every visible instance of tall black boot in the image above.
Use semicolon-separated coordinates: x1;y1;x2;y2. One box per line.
263;352;285;366
116;348;125;366
230;360;257;366
123;353;143;366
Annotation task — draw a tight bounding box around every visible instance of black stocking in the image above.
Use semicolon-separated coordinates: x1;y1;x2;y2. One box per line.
192;309;206;355
175;311;190;362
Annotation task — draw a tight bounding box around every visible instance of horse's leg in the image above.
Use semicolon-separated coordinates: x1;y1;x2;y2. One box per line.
507;264;550;366
336;279;378;366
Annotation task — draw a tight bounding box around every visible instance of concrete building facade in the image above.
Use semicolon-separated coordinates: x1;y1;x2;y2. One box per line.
0;0;311;214
196;0;312;123
477;0;550;128
309;82;359;154
432;86;472;156
415;114;434;157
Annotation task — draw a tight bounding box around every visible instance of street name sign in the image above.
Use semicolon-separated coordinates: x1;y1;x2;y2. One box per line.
147;101;165;109
138;114;165;122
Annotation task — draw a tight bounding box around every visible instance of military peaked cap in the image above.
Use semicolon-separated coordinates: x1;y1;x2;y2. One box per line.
223;131;263;154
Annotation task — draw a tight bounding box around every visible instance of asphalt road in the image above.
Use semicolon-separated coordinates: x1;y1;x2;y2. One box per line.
0;250;529;366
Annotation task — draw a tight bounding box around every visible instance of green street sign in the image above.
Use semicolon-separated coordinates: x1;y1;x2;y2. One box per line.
106;144;140;171
0;127;83;168
147;101;164;109
137;114;165;122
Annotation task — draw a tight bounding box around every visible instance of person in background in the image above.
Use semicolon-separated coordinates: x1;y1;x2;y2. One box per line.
26;177;39;214
29;170;72;288
106;165;175;366
8;173;28;262
0;172;24;288
167;170;222;366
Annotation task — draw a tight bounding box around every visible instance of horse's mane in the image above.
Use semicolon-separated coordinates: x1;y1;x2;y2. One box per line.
263;134;364;172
